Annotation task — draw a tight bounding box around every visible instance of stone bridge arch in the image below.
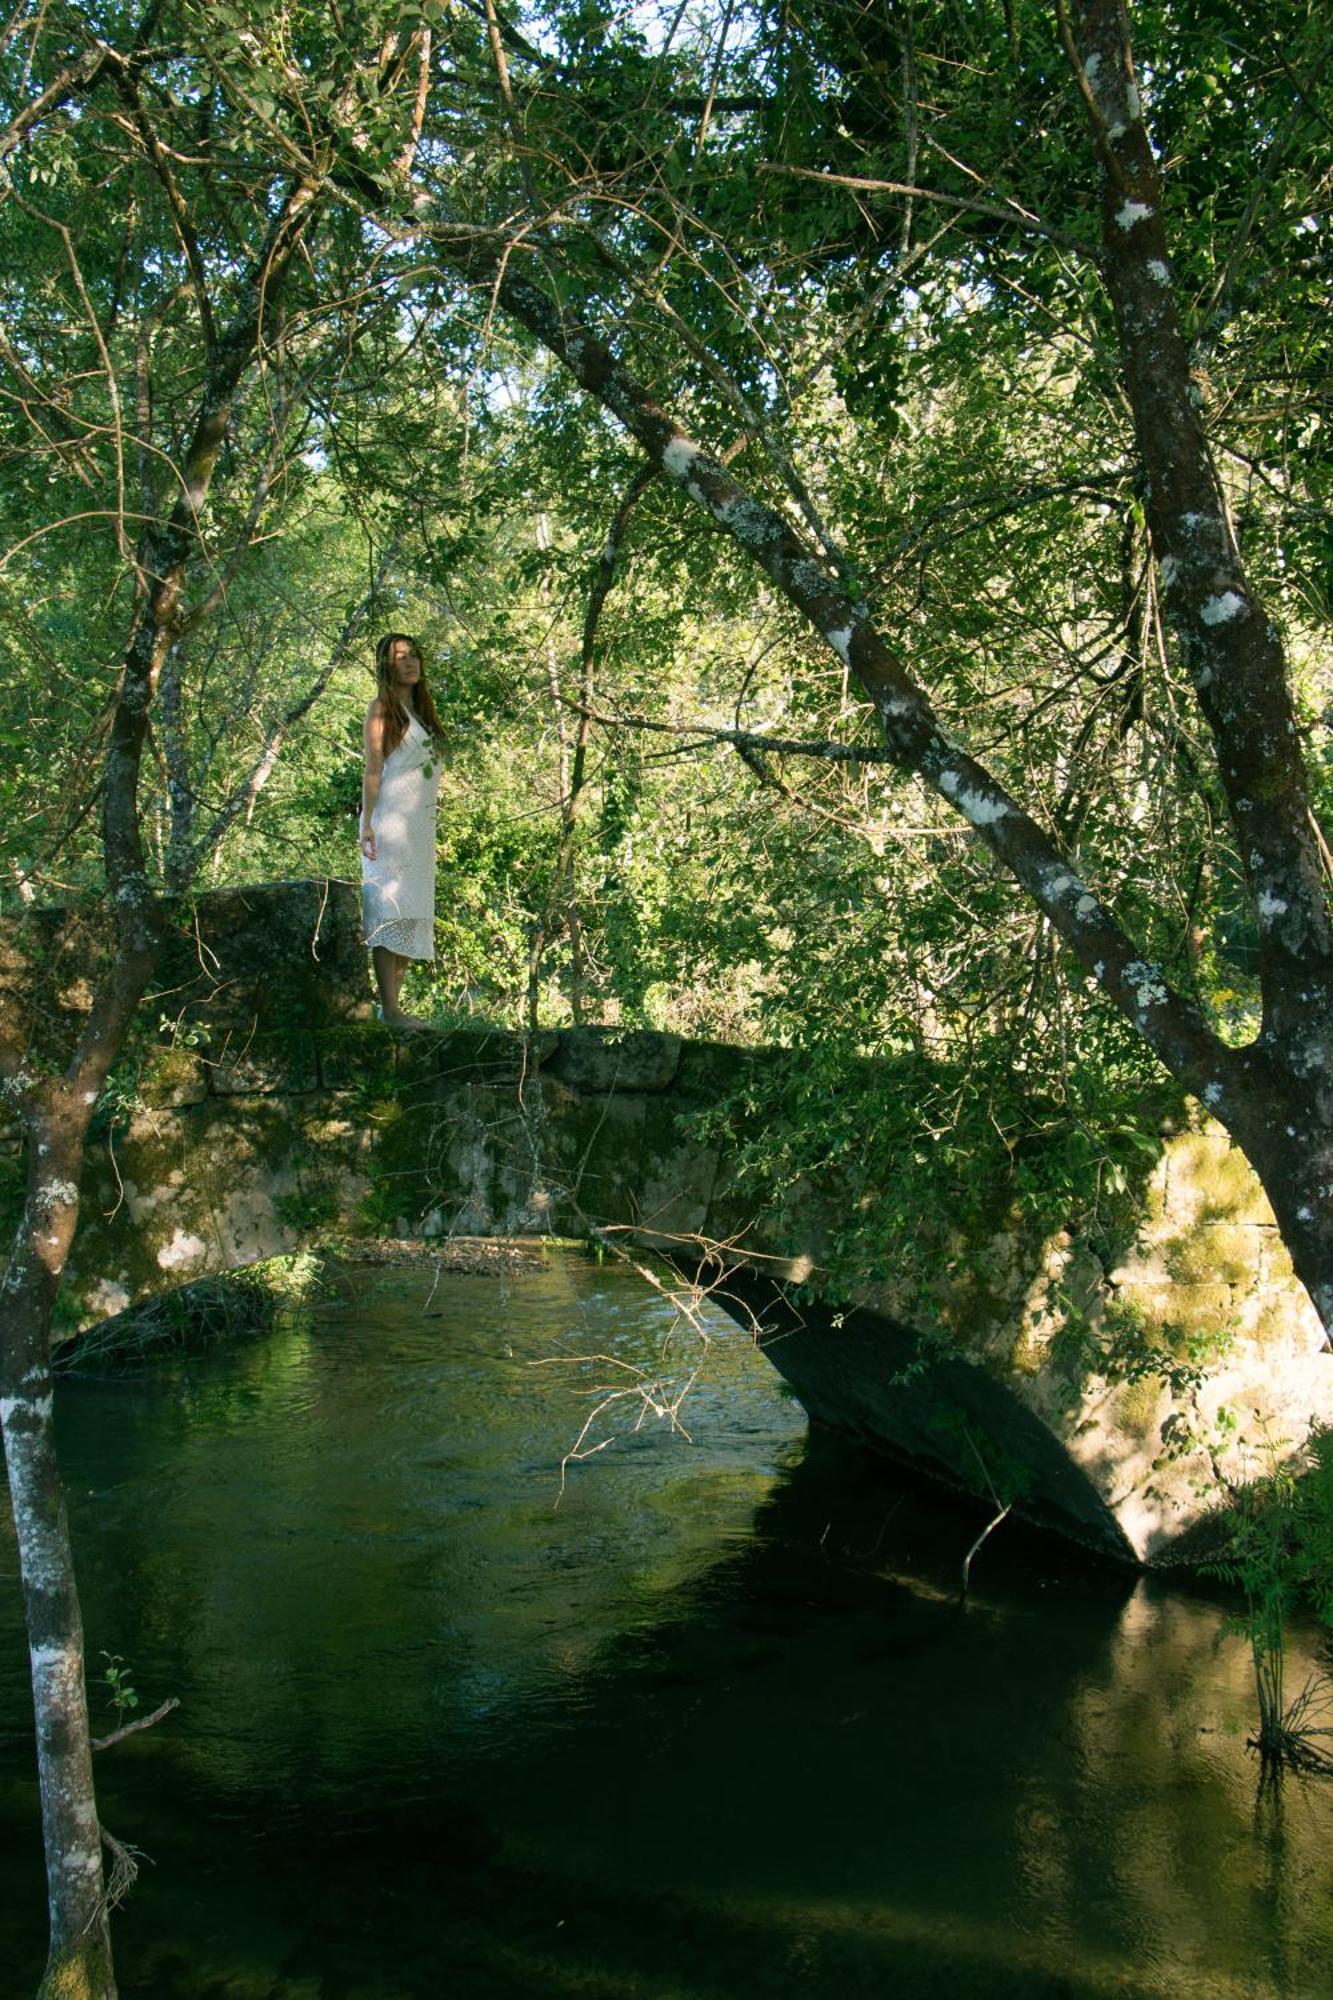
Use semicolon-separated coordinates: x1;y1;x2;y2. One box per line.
9;879;1332;1567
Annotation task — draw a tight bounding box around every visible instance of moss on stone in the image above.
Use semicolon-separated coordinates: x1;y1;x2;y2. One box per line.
1168;1130;1273;1226
1247;1295;1299;1350
1164;1223;1255;1287
1116;1375;1166;1436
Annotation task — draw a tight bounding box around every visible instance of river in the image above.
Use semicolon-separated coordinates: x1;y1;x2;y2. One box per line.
2;1251;1331;1996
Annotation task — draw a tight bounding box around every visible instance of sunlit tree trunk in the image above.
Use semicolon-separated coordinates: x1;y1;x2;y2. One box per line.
2;1145;114;1997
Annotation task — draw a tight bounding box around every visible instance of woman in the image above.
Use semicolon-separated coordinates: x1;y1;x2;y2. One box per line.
360;631;445;1025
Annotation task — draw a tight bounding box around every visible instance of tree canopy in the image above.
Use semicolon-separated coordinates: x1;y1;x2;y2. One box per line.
3;2;1332;1986
4;0;1329;1266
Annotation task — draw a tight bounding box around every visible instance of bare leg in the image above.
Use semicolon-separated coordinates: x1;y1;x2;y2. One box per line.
372;948;425;1025
372;947;406;1019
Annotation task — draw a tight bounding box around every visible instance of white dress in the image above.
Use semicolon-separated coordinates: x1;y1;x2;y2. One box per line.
361;710;439;961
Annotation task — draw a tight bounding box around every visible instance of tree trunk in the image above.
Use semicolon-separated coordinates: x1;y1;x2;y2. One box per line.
0;160;327;1991
2;1128;115;1998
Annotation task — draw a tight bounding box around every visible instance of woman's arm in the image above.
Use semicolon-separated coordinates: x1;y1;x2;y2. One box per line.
360;701;386;860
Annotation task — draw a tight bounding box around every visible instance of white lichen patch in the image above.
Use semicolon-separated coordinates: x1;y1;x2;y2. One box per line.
1257;890;1289;920
719;497;781;549
1076;894;1099;917
827;627;853;664
1116;201;1153;230
790;558;831;598
157;1229;208;1271
1125;81;1142;119
1147;259;1171;284
939;772;1010;826
35;1179;78;1213
1200;590;1246;625
958;789;1010;826
1203;1082;1223;1107
1123;959;1169;1007
1159;555;1180;586
661;436;700;482
90;1277;131;1317
30;1642;76;1672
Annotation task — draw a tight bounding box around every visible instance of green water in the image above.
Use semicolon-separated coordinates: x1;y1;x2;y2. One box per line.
2;1253;1331;1997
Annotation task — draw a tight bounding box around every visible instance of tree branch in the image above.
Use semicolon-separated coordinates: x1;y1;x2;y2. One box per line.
760;163;1095;256
0;42;105;166
436;242;1229;1096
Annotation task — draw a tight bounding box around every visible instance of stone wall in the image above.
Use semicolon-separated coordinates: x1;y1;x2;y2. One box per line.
7;879;1331;1565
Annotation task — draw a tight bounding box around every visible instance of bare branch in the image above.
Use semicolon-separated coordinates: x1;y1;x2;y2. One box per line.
91;1697;179;1753
188;548;397;882
759;162;1095;256
0;41;105;166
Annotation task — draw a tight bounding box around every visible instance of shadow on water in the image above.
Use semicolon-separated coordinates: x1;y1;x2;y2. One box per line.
2;1254;1331;1998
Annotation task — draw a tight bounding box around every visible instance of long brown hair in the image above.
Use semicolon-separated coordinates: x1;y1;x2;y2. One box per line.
374;632;445;756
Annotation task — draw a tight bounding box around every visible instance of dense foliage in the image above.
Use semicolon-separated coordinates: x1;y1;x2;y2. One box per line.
3;1;1329;1306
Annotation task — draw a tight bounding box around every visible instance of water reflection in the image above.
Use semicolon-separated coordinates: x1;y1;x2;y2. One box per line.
1;1254;1330;1997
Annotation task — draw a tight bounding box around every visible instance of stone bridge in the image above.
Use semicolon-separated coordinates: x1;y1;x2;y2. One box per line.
10;880;1332;1567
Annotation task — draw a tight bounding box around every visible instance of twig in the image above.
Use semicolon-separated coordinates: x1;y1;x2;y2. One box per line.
959;1423;1012;1599
759;162;1093;255
91;1695;179;1752
92;1825;146;1925
960;1503;1012;1600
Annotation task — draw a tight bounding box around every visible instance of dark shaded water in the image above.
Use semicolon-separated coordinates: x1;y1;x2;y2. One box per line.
2;1253;1332;1998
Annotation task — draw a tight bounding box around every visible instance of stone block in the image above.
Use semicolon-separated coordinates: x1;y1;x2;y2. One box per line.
153;879;372;1029
205;1031;320;1097
1161;1128;1274;1228
671;1038;765;1099
632;1104;720;1242
393;1027;558;1090
1111;1279;1234;1343
1164;1221;1260;1286
137;1045;210;1108
521;1081;648;1231
543;1026;682;1094
316;1023;391;1091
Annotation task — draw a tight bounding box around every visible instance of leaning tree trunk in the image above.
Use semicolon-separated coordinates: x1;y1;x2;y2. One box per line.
419;0;1333;1336
1062;0;1333;1321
